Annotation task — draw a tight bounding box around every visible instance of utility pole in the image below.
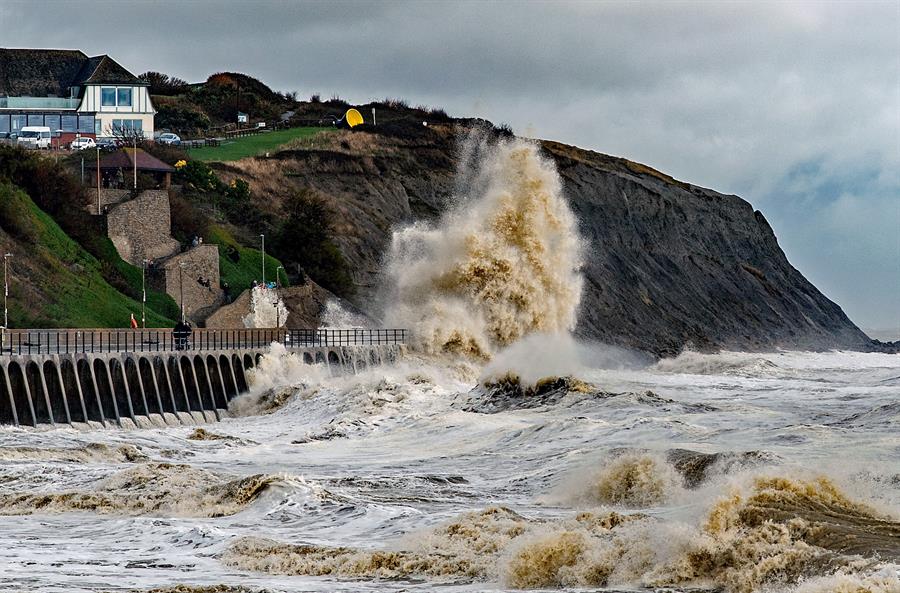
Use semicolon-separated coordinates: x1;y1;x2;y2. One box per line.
260;234;266;286
141;259;147;328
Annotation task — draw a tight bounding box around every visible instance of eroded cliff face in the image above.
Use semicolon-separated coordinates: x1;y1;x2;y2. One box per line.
217;124;877;356
542;141;872;355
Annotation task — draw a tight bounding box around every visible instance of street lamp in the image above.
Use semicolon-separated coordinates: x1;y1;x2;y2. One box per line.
3;253;11;331
179;262;186;323
275;265;284;288
132;135;138;190
260;234;266;286
141;259;148;329
96;145;101;215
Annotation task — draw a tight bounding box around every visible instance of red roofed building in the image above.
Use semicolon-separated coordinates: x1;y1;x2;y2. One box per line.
99;148;175;189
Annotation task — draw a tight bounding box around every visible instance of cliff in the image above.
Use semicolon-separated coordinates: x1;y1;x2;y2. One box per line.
214;122;885;356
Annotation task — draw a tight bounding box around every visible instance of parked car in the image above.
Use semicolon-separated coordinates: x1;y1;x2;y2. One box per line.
69;137;96;150
96;138;119;152
17;126;52;149
157;132;181;146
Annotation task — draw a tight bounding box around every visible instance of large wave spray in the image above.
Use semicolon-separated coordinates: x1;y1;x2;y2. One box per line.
384;138;584;358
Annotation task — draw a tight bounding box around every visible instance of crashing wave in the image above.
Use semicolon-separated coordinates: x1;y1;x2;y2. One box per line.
0;463;276;517
0;442;148;463
384;138;584;359
224;473;900;591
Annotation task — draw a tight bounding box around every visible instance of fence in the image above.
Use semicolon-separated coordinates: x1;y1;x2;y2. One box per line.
0;328;407;357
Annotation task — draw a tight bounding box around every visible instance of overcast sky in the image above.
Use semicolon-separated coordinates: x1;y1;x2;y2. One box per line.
2;0;898;333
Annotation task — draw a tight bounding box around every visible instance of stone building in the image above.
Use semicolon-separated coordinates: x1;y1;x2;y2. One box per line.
153;246;224;322
105;190;180;266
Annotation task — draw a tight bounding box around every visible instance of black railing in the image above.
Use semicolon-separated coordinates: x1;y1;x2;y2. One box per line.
0;328;407;357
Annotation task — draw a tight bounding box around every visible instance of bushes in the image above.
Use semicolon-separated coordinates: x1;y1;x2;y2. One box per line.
177;159;220;192
175;161;260;226
143;142;189;167
169;192;212;245
274;190;354;297
155;104;211;135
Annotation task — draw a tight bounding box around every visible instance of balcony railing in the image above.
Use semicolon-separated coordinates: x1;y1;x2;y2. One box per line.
0;328;407;356
0;97;80;110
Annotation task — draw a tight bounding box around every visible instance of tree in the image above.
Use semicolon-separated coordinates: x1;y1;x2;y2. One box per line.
274;190;354;296
139;71;189;95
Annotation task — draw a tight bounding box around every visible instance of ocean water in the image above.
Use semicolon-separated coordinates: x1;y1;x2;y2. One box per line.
4;136;897;593
0;346;898;593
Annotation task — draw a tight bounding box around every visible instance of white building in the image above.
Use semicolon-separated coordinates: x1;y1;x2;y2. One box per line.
0;48;155;143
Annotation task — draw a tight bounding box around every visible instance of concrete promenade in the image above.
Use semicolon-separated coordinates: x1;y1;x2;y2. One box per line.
0;328;406;428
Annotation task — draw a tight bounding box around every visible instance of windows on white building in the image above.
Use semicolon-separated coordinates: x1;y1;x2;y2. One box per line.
101;86;134;108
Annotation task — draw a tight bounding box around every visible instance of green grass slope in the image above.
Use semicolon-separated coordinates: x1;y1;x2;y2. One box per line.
208;225;287;294
187;127;326;162
0;182;177;328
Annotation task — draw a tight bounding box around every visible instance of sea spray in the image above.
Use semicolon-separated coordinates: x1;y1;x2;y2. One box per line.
319;300;369;329
384;138;584;358
242;285;289;328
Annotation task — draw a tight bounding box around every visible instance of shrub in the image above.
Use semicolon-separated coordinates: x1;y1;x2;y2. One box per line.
177;160;220;192
155;104;211;135
221;178;251;219
169;192;211;245
274;190;354;296
144;142;189;166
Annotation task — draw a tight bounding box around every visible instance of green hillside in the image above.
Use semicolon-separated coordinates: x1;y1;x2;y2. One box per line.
209;225;287;293
0;182;177;328
187;127;326;162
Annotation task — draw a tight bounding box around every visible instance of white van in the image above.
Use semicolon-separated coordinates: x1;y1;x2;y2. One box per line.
17;126;52;149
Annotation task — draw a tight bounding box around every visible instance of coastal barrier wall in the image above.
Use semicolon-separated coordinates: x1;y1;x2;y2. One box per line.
0;329;406;428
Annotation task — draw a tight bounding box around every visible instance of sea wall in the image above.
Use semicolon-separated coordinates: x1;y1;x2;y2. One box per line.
0;344;403;428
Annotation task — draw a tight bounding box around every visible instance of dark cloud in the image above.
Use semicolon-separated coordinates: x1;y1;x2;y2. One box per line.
2;0;897;332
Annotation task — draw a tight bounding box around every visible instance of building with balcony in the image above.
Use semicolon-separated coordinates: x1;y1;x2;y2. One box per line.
0;48;155;145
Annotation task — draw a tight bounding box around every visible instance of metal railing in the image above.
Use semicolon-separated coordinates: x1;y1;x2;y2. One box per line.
0;328;407;357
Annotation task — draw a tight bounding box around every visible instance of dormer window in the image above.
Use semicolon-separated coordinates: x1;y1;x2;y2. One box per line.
117;88;132;107
101;87;116;106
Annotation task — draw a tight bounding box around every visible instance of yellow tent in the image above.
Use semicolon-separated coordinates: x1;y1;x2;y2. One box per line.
345;108;364;128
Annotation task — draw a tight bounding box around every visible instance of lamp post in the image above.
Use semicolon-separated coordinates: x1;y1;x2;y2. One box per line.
132;135;138;190
96;145;101;215
141;259;147;329
260;234;266;286
179;262;186;323
274;265;284;328
3;253;10;331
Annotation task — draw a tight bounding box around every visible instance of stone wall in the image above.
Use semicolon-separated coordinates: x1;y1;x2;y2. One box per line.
154;245;223;323
83;189;131;214
106;190;180;266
